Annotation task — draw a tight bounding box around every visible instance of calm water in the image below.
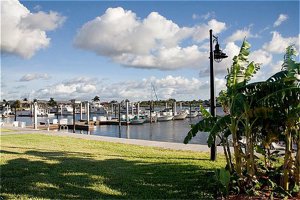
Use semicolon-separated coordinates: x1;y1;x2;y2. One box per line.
2;107;224;145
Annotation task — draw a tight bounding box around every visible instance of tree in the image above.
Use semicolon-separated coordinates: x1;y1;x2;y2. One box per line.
23;98;28;101
12;100;21;121
92;96;100;102
48;97;57;107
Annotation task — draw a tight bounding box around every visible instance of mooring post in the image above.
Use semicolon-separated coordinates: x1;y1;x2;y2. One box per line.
34;102;38;130
174;101;177;116
114;104;117;118
126;101;129;125
137;102;140;119
73;102;76;133
86;101;90;124
80;102;83;121
56;105;59;119
189;102;192;120
60;104;63;116
118;103;121;126
150;101;152;124
165;102;168;109
179;101;182;111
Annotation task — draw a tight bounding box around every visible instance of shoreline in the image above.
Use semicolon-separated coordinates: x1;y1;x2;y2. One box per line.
0;125;225;153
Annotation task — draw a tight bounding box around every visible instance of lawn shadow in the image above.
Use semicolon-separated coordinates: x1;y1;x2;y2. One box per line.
1;149;218;199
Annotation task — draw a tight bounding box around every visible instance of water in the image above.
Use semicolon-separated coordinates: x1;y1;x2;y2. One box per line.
2;107;224;145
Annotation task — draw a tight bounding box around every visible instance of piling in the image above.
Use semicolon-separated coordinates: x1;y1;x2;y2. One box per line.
80;102;83;120
126;101;129;124
150;101;152;124
73;102;76;133
34;102;38;130
60;104;63;116
179;102;182;110
174;101;177;115
137;102;140;119
118;103;121;127
86;101;90;123
56;105;59;119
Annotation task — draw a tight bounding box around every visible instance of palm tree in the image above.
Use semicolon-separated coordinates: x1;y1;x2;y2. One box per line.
12;100;21;121
48;97;57;107
92;96;100;102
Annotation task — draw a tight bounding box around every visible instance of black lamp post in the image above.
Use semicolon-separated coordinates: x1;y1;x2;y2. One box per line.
209;29;228;161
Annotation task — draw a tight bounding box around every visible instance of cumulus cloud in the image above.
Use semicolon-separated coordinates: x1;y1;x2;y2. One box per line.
19;73;51;82
226;28;258;43
74;7;226;70
25;76;227;101
199;41;240;76
249;49;273;66
273;14;288;27
0;0;66;59
263;31;299;54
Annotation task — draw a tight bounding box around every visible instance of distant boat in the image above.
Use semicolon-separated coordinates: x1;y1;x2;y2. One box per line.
157;115;173;121
130;116;146;125
90;101;108;115
157;109;173;122
173;111;188;120
187;110;198;118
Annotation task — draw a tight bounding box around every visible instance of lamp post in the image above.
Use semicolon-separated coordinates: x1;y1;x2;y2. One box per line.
209;29;228;161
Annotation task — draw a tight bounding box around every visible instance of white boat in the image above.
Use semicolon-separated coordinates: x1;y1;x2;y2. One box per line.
60;105;73;115
173;111;188;120
187;110;198;118
18;107;51;117
157;109;173;121
130;117;146;125
90;101;108;115
157;115;173;121
0;105;13;117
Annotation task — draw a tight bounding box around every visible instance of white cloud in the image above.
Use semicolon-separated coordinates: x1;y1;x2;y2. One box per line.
192;19;226;42
192;11;216;20
22;75;228;101
74;7;226;70
249;49;273;66
20;11;66;31
0;0;66;59
263;31;299;54
226;28;258;43
19;73;51;82
273;14;288;27
199;42;240;76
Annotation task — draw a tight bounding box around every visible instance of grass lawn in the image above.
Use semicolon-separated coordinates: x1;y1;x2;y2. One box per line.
1;133;226;199
0;128;14;133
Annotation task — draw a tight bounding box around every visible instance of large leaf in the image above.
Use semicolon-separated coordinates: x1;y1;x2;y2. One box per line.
207;115;231;147
199;104;211;118
184;117;218;144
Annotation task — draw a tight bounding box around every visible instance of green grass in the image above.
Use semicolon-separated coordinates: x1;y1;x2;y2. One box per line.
1;134;226;199
0;128;14;133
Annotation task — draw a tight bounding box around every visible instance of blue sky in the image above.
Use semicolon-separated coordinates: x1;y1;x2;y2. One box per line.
1;0;299;102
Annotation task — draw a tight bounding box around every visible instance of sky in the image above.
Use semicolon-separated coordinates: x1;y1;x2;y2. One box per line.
1;0;299;102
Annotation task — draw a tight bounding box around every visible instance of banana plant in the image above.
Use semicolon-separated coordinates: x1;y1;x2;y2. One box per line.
185;39;261;178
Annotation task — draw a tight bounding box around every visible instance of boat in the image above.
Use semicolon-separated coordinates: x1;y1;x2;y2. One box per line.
90;101;108;115
59;105;73;115
173;111;188;120
130;116;146;125
157;115;173;121
187;110;198;118
157;108;173;121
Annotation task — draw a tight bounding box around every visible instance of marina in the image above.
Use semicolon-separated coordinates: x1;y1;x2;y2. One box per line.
1;107;224;145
